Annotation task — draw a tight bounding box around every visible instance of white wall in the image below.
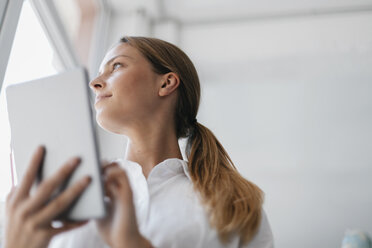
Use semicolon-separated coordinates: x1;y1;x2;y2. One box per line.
180;12;372;248
105;10;372;248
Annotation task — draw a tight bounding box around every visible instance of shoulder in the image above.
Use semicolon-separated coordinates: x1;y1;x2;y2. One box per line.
240;209;274;248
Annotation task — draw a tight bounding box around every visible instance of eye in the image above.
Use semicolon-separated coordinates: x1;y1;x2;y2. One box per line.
112;62;122;71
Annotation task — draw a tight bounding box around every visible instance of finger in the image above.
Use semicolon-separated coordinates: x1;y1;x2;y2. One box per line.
106;180;119;197
101;159;110;167
5;186;18;211
100;162;119;198
105;166;130;188
102;161;119;174
104;166;126;186
103;178;115;199
6;186;17;202
14;146;45;202
104;167;132;202
102;163;122;193
105;171;136;223
24;157;81;213
34;176;91;225
60;220;89;226
49;220;89;236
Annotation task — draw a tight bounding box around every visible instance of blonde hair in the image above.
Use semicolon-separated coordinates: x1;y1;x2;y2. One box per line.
120;36;264;245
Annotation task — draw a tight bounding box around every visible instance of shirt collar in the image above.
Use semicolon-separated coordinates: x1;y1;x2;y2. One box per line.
147;158;192;183
116;158;192;183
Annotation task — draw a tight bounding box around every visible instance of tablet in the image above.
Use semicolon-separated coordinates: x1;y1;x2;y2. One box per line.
5;67;106;221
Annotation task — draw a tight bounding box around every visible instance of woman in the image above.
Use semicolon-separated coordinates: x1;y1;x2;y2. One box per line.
4;37;274;248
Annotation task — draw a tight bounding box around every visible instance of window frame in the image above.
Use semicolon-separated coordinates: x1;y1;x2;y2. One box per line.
0;0;112;90
0;0;24;95
29;0;79;69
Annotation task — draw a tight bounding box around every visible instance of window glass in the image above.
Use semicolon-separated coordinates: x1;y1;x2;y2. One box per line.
0;0;61;201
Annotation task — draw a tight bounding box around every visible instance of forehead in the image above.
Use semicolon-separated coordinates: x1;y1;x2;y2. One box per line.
99;43;141;70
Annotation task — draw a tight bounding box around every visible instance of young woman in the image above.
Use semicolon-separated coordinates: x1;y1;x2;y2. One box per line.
4;37;274;248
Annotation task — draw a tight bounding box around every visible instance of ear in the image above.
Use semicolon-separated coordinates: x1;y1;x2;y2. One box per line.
158;72;180;97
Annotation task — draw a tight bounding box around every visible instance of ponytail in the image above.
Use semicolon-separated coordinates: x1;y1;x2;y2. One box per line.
186;122;264;245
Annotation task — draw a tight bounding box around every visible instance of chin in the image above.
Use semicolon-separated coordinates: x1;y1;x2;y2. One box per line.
97;118;118;134
96;115;127;135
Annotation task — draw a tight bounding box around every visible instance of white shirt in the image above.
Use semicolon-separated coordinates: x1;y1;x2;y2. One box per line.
49;158;274;248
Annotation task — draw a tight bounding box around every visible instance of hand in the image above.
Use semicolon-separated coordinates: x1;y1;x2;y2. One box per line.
96;163;153;248
4;146;91;248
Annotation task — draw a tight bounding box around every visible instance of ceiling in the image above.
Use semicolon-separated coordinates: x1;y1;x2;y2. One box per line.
107;0;372;24
51;0;372;47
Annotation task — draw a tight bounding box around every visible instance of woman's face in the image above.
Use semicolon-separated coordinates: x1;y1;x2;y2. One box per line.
89;43;163;134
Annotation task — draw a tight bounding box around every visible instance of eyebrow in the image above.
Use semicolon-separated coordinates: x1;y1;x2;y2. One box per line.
99;54;133;74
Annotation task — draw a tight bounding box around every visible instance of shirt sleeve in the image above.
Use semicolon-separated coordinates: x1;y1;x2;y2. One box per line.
240;209;274;248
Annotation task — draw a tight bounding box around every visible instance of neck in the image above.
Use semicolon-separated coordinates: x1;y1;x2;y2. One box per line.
124;124;183;179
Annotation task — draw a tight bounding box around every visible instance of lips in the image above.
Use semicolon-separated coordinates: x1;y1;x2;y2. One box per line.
95;94;112;104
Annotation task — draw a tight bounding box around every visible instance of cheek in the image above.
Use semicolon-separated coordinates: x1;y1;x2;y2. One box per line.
112;69;158;113
95;71;159;133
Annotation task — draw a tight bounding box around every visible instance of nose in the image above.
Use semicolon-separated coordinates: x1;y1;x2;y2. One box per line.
89;76;106;93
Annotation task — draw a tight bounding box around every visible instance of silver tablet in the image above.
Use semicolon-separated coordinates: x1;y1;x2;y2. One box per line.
5;67;106;221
